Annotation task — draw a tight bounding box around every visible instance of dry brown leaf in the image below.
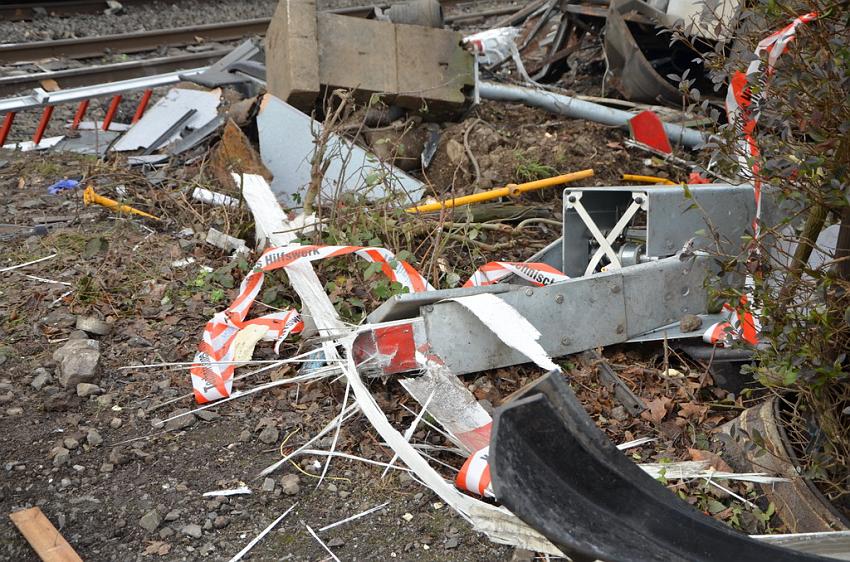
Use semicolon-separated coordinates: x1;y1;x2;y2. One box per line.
688;448;733;472
678;402;709;421
40;79;60;92
144;541;171;556
641;396;672;424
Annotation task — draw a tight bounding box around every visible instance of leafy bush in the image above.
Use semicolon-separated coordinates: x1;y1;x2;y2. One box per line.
691;2;850;512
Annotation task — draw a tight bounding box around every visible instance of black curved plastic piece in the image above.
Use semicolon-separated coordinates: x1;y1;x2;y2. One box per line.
490;372;830;562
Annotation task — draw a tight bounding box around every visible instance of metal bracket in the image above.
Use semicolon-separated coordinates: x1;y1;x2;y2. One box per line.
564;191;622;270
583;192;646;276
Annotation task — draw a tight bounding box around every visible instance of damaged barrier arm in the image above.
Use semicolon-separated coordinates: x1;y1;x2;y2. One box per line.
490;372;832;562
405;169;593;213
478;81;706;149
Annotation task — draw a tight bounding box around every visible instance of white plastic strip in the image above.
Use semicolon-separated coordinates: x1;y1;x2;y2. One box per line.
448;293;560;372
585;199;642;275
318;502;389;532
227;503;297;562
569;196;621;269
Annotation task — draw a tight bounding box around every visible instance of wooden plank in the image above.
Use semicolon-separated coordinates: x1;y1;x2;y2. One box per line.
9;507;83;562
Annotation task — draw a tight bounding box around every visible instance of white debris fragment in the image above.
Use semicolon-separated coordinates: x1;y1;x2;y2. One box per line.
227;503;296;562
192;187;240;208
202;487;252;497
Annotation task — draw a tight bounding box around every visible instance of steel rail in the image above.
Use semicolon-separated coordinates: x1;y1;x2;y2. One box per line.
0;0;467;21
0;1;394;65
0;1;523;98
0;18;271;64
0;0;150;21
0;50;229;97
0;3;509;65
0;67;207;113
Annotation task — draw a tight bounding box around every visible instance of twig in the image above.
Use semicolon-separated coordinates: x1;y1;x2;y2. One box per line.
257;403;360;478
305;90;352;215
294;449;411;472
515;217;562;230
227;504;297;562
0;253;56;273
203;487;252;497
317;380;351;488
318;502;389;532
381;391;435;478
303;522;340;562
463;118;482;187
50;290;74;306
624;139;736;184
14;272;73;286
157;367;337;424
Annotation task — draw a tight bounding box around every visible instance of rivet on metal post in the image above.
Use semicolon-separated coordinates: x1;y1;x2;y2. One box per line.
525;288;534;296
555;294;564;304
423;305;434;313
561;336;570;346
616;324;625;334
610;285;621;294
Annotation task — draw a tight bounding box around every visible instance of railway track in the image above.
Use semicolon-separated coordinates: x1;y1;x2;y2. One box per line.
1;0;499;21
0;18;271;64
0;1;518;97
0;50;227;97
0;2;511;64
0;0;150;21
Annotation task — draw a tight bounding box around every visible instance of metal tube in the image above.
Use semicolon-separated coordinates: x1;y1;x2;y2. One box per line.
70;99;89;130
478;81;706;149
83;186;160;220
102;95;122;131
33;105;54;145
405;168;594;213
622;174;675;185
0;67;206;114
132;89;153;123
0;111;14;146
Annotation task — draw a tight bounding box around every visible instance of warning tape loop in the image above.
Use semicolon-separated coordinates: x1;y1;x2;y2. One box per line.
191;243;570;403
463;261;569;288
191;243;440;403
715;11;817;348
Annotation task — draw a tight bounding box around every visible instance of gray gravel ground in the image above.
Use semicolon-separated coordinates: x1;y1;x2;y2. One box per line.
0;0;279;43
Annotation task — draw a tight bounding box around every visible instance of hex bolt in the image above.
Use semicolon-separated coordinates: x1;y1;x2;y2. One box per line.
555;294;564;304
616;324;625;334
611;285;621;294
561;336;570;346
424;305;434;313
525;288;534;296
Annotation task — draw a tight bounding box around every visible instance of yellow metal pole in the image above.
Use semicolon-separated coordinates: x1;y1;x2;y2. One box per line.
622;174;676;185
83;186;160;221
405;168;594;214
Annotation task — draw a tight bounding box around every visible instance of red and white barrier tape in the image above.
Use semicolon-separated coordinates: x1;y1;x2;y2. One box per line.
457;446;494;498
702;296;759;346
725;11;817;237
706;11;816;347
190;242;567;403
190;244;435;403
463;261;569;287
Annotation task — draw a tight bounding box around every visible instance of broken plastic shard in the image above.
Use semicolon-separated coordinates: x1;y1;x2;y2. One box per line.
256;94;425;207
